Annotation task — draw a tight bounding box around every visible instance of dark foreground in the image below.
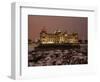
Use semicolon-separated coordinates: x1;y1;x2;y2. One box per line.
28;44;88;66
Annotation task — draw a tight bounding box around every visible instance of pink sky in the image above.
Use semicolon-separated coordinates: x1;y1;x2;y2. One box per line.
28;15;88;41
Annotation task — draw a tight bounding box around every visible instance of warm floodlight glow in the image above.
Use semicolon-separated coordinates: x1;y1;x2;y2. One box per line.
39;29;79;44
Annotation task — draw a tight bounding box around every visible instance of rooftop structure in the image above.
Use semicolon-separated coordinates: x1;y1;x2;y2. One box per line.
39;28;79;44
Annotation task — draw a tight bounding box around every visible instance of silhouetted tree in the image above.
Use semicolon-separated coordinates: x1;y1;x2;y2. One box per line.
28;39;32;44
85;40;88;44
78;40;82;43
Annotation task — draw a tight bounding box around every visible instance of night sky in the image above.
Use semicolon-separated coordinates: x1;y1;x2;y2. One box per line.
28;15;88;41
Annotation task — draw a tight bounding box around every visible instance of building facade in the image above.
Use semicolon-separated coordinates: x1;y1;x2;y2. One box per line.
39;28;79;44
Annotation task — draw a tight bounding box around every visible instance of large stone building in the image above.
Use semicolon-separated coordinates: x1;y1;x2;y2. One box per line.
39;28;79;44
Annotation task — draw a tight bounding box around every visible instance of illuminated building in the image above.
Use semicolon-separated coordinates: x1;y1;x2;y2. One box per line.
39;28;79;44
